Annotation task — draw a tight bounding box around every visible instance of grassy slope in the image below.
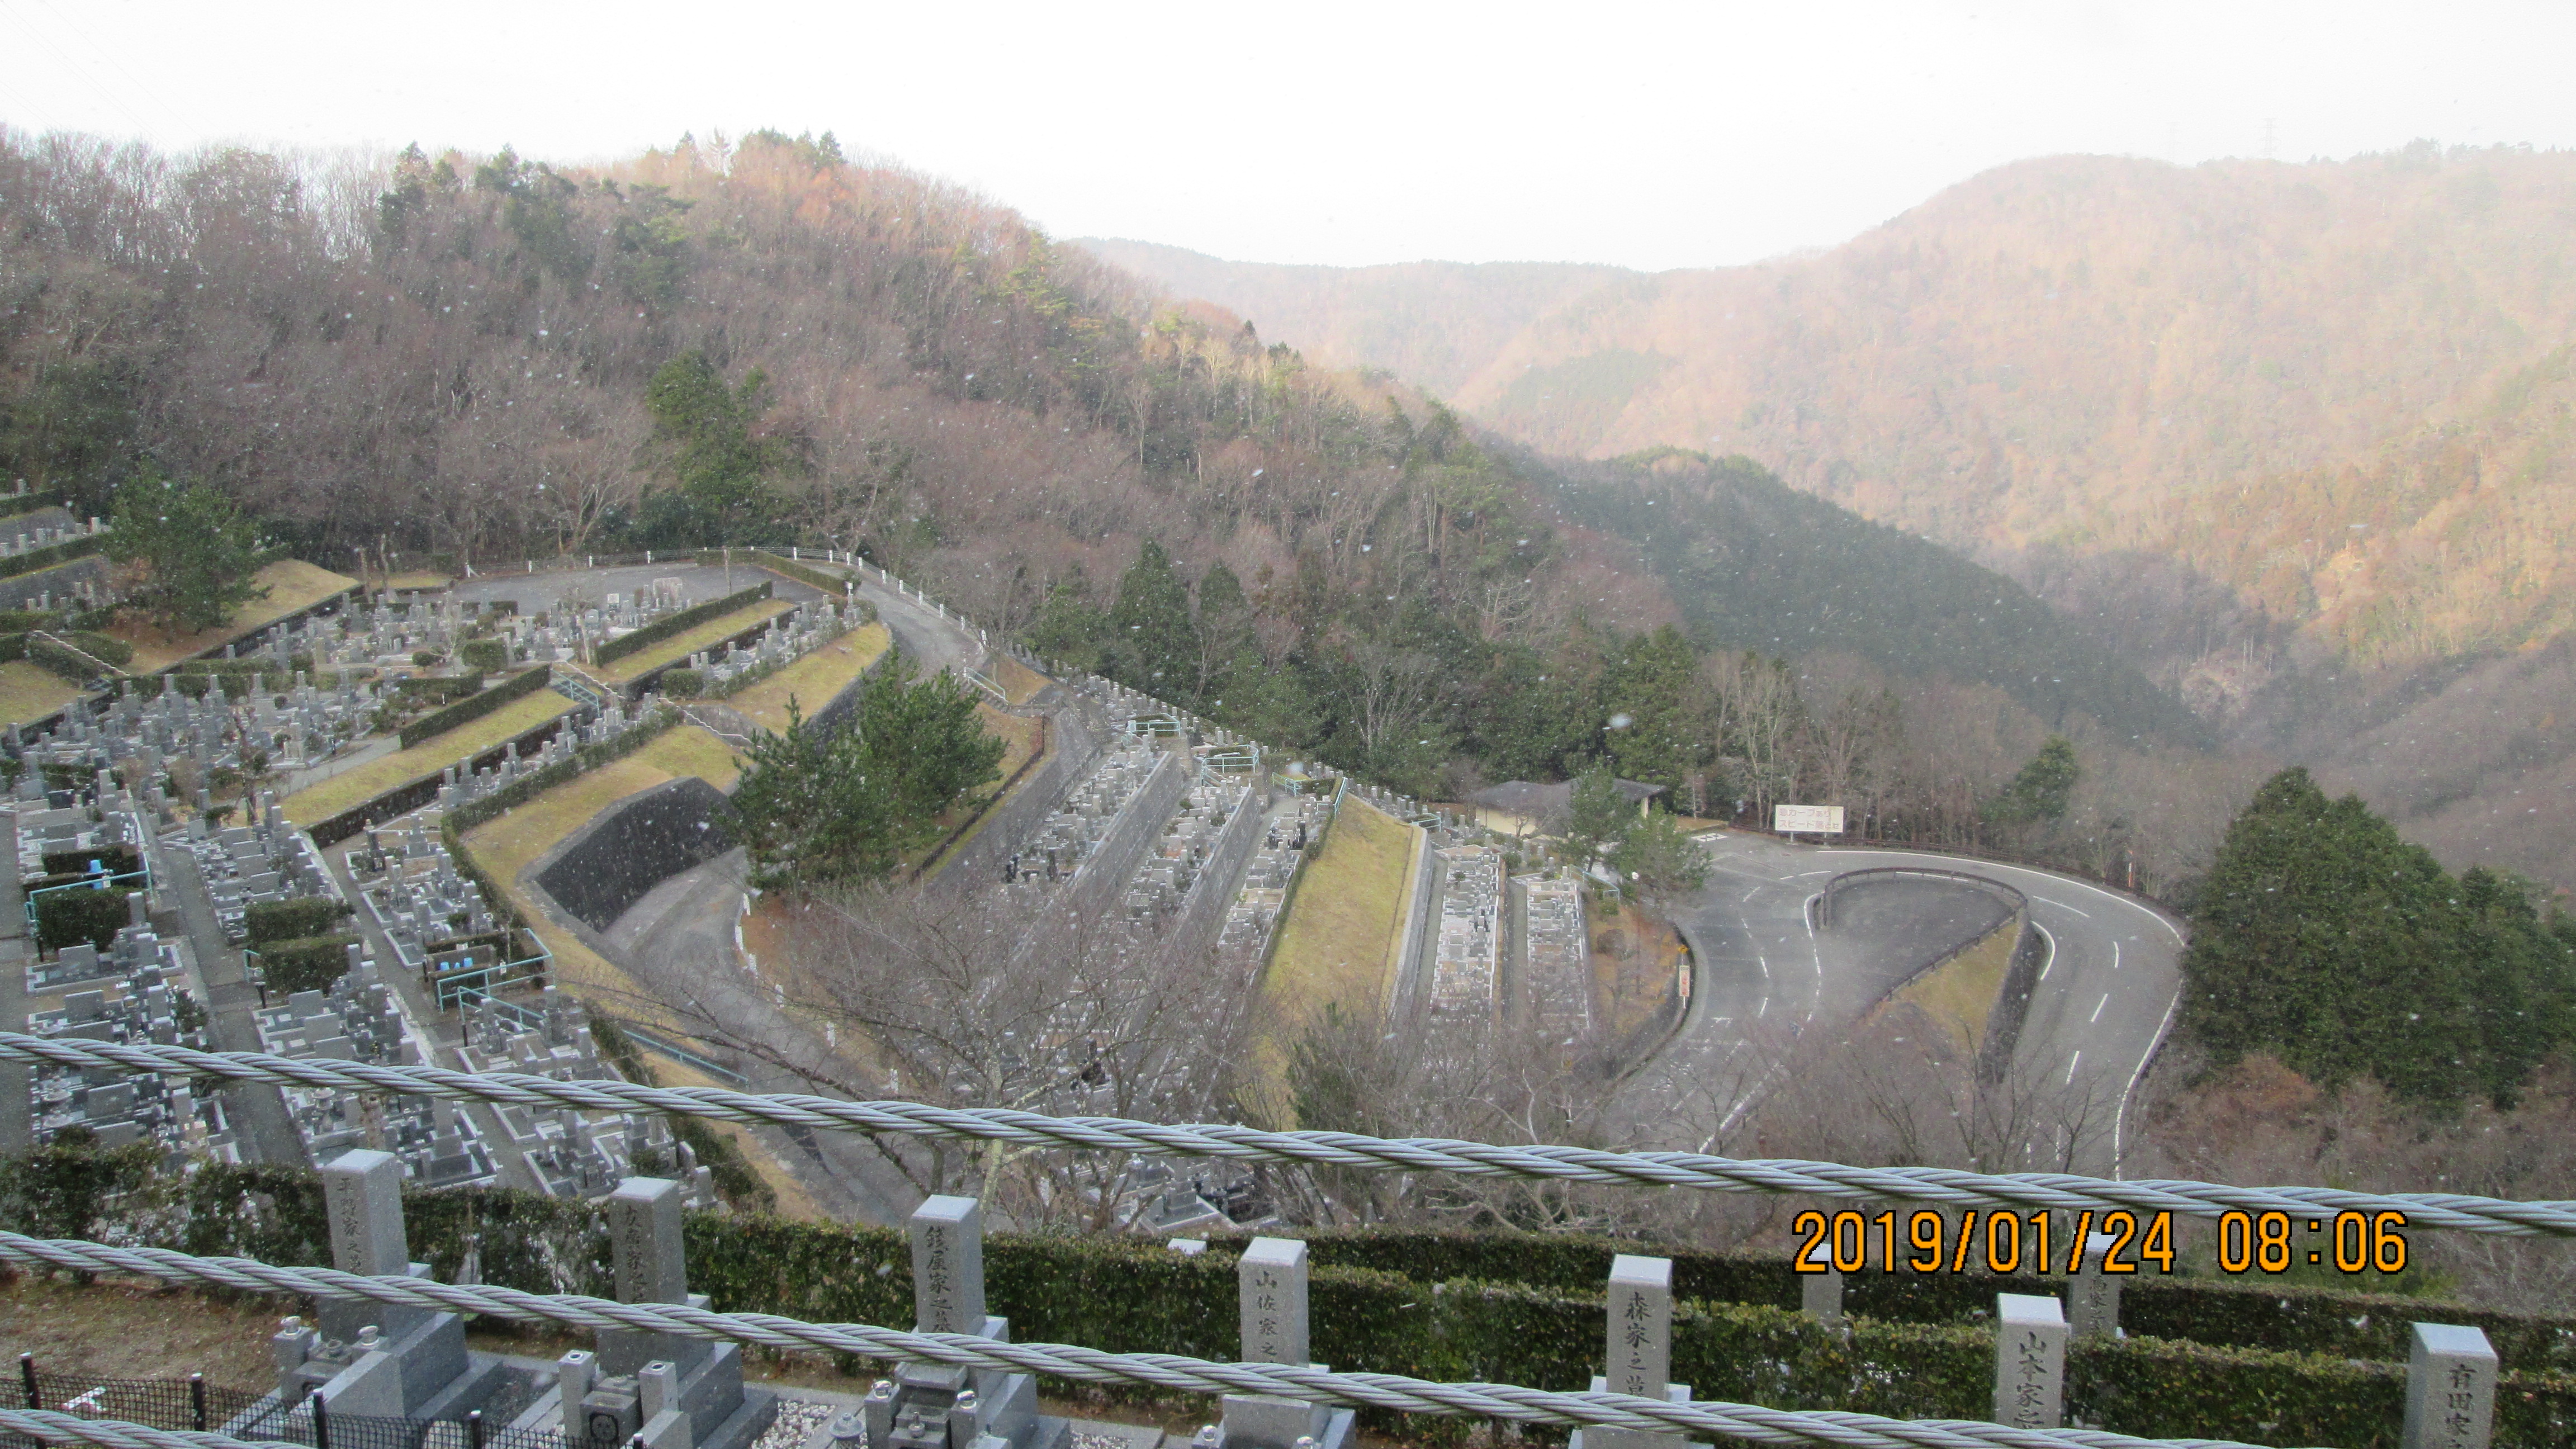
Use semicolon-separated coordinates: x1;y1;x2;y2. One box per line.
108;560;357;673
0;661;81;728
723;622;889;731
1251;797;1418;1119
281;689;575;826
457;724;741;1020
592;600;794;684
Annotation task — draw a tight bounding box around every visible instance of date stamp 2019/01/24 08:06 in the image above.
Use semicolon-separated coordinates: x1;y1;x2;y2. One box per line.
1790;1208;2412;1276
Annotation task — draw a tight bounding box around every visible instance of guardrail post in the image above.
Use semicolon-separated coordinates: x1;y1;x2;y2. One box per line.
2403;1323;2497;1449
1991;1292;2066;1429
19;1352;35;1409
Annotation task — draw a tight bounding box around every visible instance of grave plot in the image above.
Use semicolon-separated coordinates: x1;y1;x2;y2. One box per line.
1428;845;1503;1017
162;792;342;944
457;987;710;1202
252;948;499;1188
1216;789;1333;965
1519;868;1593;1039
22;903;215;1156
649;596;863;697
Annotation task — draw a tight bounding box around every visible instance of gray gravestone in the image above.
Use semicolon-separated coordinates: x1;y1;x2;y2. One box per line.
2068;1233;2121;1339
1991;1293;2066;1429
2403;1323;2496;1449
609;1177;689;1304
1800;1269;1844;1332
910;1195;986;1333
1220;1238;1347;1449
1571;1256;1699;1449
1240;1238;1309;1365
321;1148;409;1277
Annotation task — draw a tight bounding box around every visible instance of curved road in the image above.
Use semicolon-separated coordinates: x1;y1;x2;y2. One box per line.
1647;831;2186;1177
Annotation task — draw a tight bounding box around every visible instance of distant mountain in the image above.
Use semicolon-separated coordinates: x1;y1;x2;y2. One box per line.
1526;447;2212;747
1095;146;2576;890
1094;147;2576;682
1073;239;1632;397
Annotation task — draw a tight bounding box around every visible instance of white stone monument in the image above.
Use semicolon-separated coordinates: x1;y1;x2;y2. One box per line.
1568;1256;1707;1449
2402;1323;2497;1449
2068;1234;2122;1340
1216;1238;1352;1449
1991;1293;2066;1430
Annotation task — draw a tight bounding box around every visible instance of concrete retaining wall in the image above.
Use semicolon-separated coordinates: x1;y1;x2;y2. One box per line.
1167;783;1263;962
1374;802;1437;1021
933;711;1104;894
532;776;734;931
0;557;107;612
1059;749;1187;925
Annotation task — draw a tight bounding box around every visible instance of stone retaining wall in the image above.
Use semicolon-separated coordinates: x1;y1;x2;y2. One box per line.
1166;780;1265;962
531;776;733;931
1059;749;1187;925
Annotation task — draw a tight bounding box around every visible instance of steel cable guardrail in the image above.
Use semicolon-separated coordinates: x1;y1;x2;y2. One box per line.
0;1033;2569;1238
0;1235;2298;1449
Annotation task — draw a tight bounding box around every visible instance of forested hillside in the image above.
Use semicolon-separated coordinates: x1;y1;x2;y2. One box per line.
0;126;2240;889
1093;145;2576;892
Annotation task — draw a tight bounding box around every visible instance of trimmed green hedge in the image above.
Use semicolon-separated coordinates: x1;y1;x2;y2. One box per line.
26;631;134;682
0;531;105;583
102;1170;2574;1449
744;551;873;622
595;583;773;666
657;668;706;698
458;637;510;673
254;935;361;996
398;665;552;748
0;495;64;523
443;707;680;835
244;897;351;946
39;844;140;878
33;884;136;953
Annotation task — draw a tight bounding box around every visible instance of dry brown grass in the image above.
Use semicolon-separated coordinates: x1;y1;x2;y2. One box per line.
724;622;890;732
0;661;82;728
107;560;357;674
591;600;794;684
280;688;575;826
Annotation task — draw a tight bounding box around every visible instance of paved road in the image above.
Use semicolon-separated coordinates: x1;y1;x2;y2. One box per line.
1646;832;2186;1176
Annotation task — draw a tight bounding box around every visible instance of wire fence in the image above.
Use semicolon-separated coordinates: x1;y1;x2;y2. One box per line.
3;1032;2570;1238
7;1361;556;1449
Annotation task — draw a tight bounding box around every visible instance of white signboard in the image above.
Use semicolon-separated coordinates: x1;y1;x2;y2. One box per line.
1774;804;1845;835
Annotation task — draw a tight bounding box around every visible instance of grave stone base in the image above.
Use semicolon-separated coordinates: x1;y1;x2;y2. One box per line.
870;1317;1066;1449
1566;1380;1711;1449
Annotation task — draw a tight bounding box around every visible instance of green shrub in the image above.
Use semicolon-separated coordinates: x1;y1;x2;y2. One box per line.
595;583;773;666
458;637;509;673
244;897;351;945
657;667;705;698
34;885;136;953
39;845;140;878
397;665;553;748
0;532;105;581
254;935;361;996
411;648;445;667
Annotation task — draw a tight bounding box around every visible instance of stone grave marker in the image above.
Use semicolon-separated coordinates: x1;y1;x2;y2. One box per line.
2403;1323;2496;1449
1991;1293;2066;1429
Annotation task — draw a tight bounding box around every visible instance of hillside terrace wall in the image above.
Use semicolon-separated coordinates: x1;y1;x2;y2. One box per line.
531;776;734;931
1164;779;1265;962
933;709;1106;894
0;556;107;613
1059;749;1189;926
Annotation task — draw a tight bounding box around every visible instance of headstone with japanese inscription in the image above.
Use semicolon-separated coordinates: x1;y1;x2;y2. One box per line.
583;1177;776;1449
2068;1234;2122;1339
1570;1256;1707;1449
2402;1323;2496;1449
863;1196;1064;1449
1991;1293;2066;1429
1218;1239;1352;1449
267;1150;507;1422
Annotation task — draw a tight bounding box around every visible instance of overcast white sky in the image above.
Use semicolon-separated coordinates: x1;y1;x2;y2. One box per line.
4;0;2569;272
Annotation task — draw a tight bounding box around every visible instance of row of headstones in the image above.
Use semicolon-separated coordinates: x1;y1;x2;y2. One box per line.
274;1158;2505;1449
1797;1249;2496;1449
